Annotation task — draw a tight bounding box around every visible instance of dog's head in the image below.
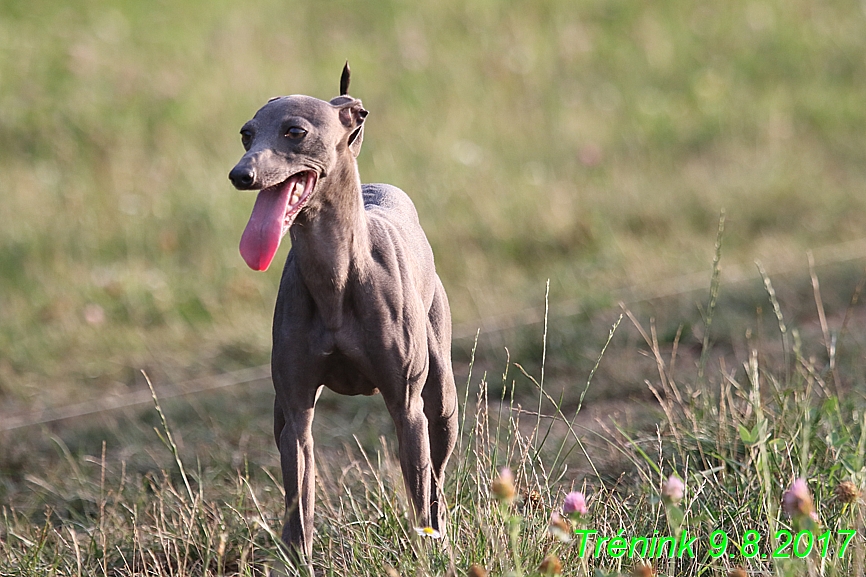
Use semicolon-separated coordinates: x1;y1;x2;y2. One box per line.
229;63;368;271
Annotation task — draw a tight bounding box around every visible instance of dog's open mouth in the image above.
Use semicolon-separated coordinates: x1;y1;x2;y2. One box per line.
239;171;317;271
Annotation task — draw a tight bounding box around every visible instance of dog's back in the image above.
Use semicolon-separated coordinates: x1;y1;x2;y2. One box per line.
362;183;422;228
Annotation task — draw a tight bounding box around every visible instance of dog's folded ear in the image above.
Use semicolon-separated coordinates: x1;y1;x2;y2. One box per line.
336;100;367;129
330;97;368;157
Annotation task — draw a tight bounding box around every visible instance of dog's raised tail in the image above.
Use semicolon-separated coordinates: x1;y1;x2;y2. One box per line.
340;61;351;96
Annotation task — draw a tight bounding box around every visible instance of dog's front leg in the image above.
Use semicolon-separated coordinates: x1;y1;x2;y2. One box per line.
275;389;318;565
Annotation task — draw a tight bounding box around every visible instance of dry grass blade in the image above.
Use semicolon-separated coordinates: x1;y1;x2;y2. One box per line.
143;370;194;503
698;210;725;385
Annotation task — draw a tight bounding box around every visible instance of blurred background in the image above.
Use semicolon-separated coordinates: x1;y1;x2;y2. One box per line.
1;0;865;414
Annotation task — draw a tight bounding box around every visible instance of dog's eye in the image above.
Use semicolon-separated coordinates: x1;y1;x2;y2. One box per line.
286;127;307;140
240;131;252;149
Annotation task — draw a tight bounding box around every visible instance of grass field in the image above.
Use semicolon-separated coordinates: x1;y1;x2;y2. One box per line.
2;0;866;398
2;0;866;575
3;291;866;576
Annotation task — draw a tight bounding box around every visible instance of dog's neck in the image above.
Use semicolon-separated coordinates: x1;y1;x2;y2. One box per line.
289;155;370;329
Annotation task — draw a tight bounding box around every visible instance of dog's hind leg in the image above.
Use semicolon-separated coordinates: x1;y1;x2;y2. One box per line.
274;399;286;447
384;375;433;531
422;278;459;535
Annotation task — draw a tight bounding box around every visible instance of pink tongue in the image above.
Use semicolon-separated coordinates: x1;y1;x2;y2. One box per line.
239;181;292;271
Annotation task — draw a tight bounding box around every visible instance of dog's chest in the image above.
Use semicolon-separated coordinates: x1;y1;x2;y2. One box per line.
319;347;380;396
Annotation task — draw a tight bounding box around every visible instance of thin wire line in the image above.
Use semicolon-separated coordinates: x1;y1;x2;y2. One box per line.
3;237;865;431
0;365;271;432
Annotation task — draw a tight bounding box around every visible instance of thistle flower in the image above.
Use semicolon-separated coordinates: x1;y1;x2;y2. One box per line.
413;526;442;539
539;554;562;576
548;512;572;542
782;478;814;519
562;491;588;517
468;564;488;577
835;480;860;504
522;488;543;510
662;475;684;504
491;467;516;502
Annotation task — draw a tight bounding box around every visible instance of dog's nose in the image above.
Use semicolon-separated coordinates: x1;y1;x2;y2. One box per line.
229;166;256;189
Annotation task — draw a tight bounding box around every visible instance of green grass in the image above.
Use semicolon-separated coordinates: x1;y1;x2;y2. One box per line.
2;0;866;398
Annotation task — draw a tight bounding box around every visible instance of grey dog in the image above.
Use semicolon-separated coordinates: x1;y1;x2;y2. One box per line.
228;64;458;562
